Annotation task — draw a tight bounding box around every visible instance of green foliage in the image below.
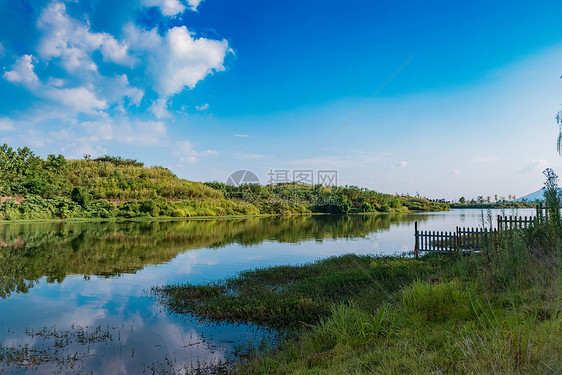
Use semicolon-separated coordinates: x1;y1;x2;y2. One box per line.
205;182;448;215
0;143;259;220
93;155;144;167
403;197;446;211
71;187;92;208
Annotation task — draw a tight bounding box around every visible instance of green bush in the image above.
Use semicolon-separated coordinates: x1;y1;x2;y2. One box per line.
70;187;92;208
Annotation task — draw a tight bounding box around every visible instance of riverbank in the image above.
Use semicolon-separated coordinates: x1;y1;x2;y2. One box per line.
155;222;562;374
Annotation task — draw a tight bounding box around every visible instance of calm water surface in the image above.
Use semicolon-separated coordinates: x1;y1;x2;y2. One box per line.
0;208;532;373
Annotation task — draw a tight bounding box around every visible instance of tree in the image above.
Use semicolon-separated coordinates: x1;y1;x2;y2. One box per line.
543;168;561;234
459;197;466;204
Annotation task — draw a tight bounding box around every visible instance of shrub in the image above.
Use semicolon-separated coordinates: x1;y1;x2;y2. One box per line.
70;187;92;208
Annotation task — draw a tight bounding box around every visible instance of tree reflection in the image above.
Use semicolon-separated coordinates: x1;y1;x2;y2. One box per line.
0;214;426;298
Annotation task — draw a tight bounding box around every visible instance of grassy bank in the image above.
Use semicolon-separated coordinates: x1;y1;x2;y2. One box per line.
155;221;562;374
0;144;447;221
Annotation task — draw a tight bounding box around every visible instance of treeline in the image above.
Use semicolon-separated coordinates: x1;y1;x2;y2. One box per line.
205;182;449;214
0;144;447;220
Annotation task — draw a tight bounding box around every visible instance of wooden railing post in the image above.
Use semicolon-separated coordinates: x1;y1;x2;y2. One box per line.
414;222;419;258
536;203;540;221
455;226;460;254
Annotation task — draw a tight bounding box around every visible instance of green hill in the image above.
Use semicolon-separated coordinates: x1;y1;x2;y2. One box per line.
0;144;447;220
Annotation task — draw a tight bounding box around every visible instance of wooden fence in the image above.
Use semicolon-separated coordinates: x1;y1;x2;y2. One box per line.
497;215;542;231
414;223;497;254
414;212;545;255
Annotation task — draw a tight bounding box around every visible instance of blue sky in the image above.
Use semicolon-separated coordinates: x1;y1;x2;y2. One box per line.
1;0;562;200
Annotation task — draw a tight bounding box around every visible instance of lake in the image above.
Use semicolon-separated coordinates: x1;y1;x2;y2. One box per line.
0;208;532;373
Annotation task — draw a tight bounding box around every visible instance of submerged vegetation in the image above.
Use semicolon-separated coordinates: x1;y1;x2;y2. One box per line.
0;144;447;220
155;173;562;374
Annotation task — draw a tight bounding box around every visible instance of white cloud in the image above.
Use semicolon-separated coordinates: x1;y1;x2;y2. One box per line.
142;0;203;15
126;24;231;101
149;98;171;118
2;53;105;113
143;0;185;16
37;2;134;72
47;77;65;87
0;118;15;131
100;38;134;66
106;74;144;107
162;27;229;96
187;0;204;11
45;86;108;113
50;118;168;155
195;103;209;111
391;161;408;169
79;119;167;145
451;169;462;175
4;57;142;116
1;0;229;149
3;54;39;86
175;140;218;164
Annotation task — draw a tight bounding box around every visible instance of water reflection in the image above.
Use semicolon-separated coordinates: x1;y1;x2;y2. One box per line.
0;210;532;373
0;214;424;299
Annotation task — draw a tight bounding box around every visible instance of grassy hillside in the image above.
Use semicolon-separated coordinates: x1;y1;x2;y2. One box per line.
0;144;447;220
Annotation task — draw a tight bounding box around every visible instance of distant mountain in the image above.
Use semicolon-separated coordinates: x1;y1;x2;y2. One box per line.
516;188;545;202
